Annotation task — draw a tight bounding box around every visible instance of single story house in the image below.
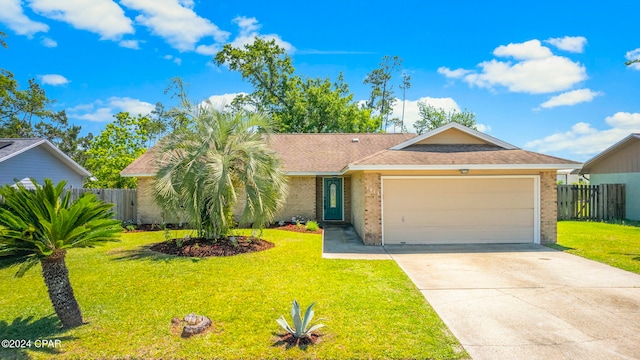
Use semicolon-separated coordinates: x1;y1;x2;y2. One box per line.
580;133;640;220
0;138;91;188
121;123;580;245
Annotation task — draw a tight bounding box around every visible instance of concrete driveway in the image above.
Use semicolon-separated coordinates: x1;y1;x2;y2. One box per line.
386;244;640;360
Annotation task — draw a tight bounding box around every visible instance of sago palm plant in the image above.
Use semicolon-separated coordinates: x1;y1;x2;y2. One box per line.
153;102;288;240
0;179;122;328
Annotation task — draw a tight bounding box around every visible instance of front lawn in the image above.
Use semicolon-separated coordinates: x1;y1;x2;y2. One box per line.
0;230;465;359
551;221;640;274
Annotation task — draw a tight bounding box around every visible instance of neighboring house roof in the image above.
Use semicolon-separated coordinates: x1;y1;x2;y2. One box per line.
0;138;91;177
580;133;640;174
121;123;581;177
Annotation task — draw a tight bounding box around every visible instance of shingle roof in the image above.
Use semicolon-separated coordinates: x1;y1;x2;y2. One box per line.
0;138;43;162
347;144;581;169
267;133;416;173
121;127;581;176
121;133;416;176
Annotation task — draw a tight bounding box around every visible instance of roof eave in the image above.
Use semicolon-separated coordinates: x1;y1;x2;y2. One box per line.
120;171;344;178
342;163;582;173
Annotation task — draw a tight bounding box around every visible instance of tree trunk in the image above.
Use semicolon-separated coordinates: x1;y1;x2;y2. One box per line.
40;249;84;328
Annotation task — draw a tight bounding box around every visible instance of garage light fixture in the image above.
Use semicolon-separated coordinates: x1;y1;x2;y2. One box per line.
459;169;469;175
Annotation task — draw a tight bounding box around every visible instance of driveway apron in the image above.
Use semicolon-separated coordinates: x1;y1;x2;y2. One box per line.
386;244;640;360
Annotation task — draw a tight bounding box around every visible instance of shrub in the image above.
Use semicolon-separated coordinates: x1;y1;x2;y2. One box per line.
306;221;319;232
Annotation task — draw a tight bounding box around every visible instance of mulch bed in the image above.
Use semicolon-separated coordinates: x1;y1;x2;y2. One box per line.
275;333;322;347
274;225;322;234
150;236;274;257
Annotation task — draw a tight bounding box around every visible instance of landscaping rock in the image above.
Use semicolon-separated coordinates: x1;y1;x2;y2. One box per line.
173;313;212;338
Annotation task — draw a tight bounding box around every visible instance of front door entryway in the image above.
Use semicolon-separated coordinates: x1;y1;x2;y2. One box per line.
323;178;343;220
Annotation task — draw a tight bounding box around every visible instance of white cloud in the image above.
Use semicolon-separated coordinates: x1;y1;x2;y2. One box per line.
545;36;587;53
440;39;587;94
389;96;460;132
39;74;69;86
475;124;492;133
539;88;602;109
524;112;640;159
493;39;553;60
163;54;182;65
195;43;221;56
120;0;229;52
0;0;49;37
196;17;294;56
109;97;155;115
203;93;248;111
625;48;640;70
29;0;134;40
119;39;140;49
383;97;489;133
68;96;155;122
41;36;56;47
437;67;471;79
228;16;295;53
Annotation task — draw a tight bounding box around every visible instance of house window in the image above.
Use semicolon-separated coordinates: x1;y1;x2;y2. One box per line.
330;183;337;208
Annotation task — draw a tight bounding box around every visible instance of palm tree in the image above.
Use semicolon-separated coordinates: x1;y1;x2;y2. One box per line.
0;179;122;328
153;103;288;240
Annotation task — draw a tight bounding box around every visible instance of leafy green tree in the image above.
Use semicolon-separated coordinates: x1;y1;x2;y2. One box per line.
414;103;477;135
363;56;404;131
0;179;122;328
153;102;288;240
626;59;639;66
214;38;378;133
84;112;150;188
0;31;7;49
0;69;92;165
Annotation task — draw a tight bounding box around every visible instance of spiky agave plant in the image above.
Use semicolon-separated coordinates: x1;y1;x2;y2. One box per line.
276;300;324;339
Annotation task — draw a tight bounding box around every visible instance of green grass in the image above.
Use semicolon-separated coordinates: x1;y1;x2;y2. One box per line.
0;229;465;359
550;221;640;274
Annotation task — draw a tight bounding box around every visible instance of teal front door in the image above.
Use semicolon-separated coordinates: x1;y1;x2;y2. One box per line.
323;178;343;220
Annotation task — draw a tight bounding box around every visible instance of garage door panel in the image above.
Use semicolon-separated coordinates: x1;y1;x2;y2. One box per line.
385;226;534;244
385;209;534;226
383;177;536;245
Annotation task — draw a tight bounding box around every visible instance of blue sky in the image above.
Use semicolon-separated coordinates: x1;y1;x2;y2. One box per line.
1;0;639;162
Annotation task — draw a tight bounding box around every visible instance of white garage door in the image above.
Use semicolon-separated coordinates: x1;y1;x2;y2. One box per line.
383;177;537;245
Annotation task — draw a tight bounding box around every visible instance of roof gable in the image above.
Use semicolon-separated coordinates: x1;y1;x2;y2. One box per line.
0;138;91;177
390;123;518;150
581;133;640;174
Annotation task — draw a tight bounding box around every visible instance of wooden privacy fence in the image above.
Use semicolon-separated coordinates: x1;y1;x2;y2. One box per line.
557;184;625;221
68;188;137;223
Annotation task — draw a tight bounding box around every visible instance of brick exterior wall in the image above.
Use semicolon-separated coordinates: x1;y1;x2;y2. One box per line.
350;172;365;240
136;177;183;224
315;177;323;221
277;176;316;222
363;172;382;245
136;176;317;225
343;176;351;222
539;170;558;244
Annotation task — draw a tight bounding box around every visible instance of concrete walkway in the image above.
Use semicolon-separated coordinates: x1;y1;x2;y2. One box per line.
321;224;390;260
323;226;640;360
